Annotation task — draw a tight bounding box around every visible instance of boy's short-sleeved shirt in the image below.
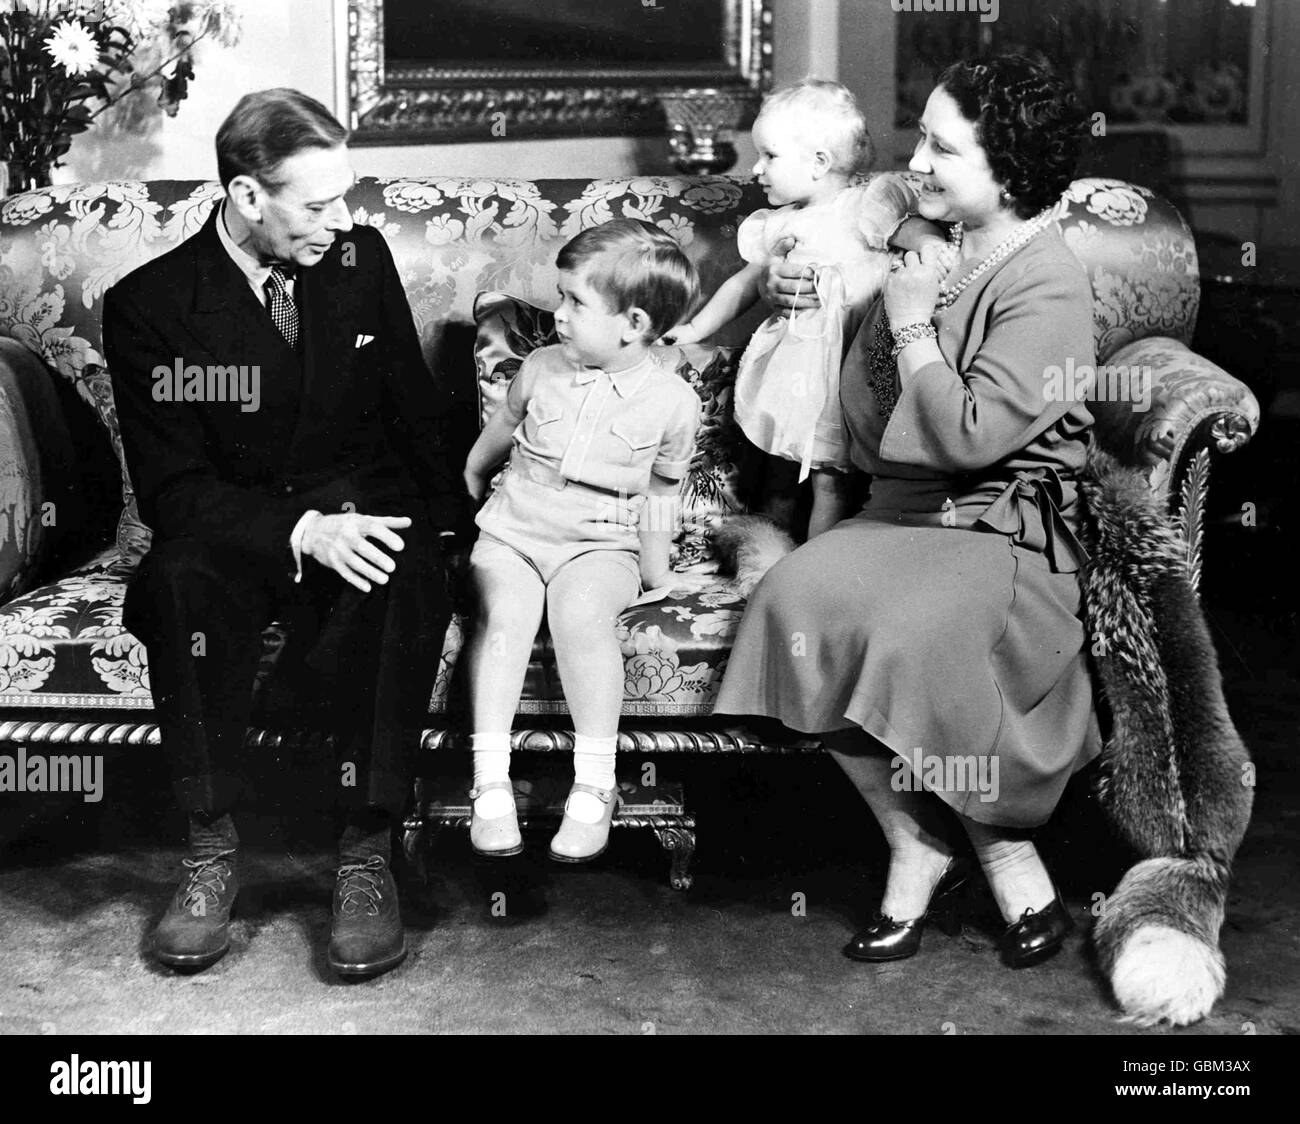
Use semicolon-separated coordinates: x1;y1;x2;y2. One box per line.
499;344;701;494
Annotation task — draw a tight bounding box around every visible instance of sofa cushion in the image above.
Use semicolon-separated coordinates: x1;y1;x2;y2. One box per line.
0;546;145;706
432;574;746;717
0;548;745;718
0;546;283;712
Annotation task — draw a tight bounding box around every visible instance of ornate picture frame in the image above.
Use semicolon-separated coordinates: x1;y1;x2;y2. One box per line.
340;0;772;145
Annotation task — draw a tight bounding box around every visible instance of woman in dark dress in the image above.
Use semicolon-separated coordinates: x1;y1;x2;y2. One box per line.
715;55;1097;967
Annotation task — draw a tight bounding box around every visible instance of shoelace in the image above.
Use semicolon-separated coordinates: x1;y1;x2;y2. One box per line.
180;849;235;911
336;855;387;916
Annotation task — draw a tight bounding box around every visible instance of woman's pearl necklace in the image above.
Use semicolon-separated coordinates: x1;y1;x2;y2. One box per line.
935;206;1056;310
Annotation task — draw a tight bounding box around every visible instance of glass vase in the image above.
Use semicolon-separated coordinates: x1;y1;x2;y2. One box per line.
2;159;54;197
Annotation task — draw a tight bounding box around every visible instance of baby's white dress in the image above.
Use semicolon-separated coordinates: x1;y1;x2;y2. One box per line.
734;174;916;478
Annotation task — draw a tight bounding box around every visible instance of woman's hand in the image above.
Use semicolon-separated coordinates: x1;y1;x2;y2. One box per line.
884;240;950;326
763;236;821;313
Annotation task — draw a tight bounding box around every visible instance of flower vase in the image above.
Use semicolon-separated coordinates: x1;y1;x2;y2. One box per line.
3;160;54;197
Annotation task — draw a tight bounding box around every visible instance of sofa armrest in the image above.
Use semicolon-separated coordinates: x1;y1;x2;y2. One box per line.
1089;335;1258;478
0;337;79;603
1089;336;1260;591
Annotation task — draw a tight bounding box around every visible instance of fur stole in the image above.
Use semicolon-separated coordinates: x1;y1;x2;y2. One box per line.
1076;446;1252;1026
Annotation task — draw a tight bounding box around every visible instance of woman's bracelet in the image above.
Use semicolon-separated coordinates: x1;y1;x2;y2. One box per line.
890;320;937;359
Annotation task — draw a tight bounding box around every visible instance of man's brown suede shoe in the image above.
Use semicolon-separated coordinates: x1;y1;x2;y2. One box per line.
152;849;239;970
328;855;406;979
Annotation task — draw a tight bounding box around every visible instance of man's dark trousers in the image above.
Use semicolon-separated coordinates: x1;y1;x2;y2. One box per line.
124;511;446;820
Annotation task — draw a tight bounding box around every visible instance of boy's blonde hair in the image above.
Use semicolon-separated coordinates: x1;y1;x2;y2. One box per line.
758;79;873;175
557;219;700;340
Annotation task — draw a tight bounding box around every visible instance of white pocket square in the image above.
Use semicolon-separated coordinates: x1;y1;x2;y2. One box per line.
355;334;375;348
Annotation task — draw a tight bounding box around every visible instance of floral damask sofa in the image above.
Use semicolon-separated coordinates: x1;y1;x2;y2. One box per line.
0;174;1259;872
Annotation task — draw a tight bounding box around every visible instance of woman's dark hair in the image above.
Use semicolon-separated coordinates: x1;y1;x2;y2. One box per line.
937;54;1087;219
216;88;349;192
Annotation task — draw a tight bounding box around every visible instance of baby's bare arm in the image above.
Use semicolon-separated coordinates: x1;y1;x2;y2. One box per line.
664;261;766;344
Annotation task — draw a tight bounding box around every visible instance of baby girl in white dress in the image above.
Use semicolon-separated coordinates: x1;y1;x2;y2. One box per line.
667;79;929;539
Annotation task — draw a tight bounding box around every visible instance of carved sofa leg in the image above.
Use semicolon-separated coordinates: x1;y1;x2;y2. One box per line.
654;823;696;891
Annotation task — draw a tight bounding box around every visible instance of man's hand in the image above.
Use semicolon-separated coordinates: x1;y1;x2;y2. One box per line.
763;237;821;313
300;512;410;592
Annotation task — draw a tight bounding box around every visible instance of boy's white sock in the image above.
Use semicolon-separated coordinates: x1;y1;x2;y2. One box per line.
569;733;618;824
471;731;513;816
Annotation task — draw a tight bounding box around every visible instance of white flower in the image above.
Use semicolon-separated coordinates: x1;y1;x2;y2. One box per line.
44;20;99;77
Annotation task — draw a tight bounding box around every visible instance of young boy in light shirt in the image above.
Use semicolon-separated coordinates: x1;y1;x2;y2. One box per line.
462;219;702;862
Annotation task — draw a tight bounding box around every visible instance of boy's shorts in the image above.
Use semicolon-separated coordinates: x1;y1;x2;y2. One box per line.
471;460;642;587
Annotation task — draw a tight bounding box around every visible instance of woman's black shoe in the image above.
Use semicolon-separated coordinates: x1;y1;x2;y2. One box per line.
999;896;1073;968
843;856;972;962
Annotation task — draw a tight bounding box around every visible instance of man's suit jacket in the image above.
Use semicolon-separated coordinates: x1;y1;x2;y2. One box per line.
102;207;467;576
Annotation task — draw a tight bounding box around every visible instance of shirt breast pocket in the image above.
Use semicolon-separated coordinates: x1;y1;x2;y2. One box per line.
522;397;564;448
609;418;659;465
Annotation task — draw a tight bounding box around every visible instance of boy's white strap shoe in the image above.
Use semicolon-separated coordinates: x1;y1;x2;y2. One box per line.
469;781;523;857
549;783;621;863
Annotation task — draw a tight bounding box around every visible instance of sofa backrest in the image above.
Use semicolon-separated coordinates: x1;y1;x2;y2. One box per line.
0;174;1200;558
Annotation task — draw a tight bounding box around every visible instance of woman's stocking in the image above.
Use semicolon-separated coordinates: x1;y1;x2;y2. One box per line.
824;729;956;920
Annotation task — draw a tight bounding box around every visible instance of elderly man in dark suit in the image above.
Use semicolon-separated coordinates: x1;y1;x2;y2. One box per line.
102;88;466;979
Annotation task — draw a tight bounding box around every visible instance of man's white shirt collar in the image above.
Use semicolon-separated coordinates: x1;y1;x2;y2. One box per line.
216;199;291;303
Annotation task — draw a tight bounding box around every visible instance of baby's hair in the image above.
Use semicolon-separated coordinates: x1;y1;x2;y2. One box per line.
556;219;700;340
758;79;873;175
